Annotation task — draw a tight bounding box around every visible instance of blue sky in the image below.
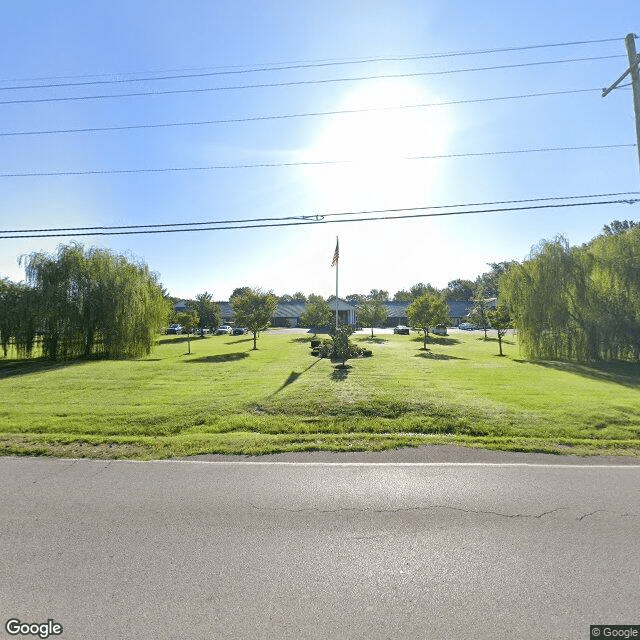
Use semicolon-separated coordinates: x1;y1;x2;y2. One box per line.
1;1;638;300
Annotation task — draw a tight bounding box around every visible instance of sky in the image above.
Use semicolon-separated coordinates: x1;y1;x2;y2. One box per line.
0;1;639;301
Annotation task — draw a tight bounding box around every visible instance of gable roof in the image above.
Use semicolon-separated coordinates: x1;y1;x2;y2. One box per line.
326;296;358;311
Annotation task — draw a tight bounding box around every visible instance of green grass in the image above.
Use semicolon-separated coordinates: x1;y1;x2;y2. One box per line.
1;331;639;459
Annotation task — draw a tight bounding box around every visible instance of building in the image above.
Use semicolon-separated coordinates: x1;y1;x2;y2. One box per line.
270;302;307;327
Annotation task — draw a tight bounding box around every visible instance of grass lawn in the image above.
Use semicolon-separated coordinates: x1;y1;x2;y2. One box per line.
1;330;639;459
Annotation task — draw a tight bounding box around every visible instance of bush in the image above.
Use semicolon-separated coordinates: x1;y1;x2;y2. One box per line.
312;332;372;361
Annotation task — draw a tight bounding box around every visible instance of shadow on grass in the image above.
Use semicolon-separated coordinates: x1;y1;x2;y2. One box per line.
157;336;201;345
411;336;460;346
225;337;254;345
269;358;321;396
0;357;87;379
355;336;389;344
414;351;466;361
330;363;352;381
517;359;640;388
187;352;250;364
478;336;515;346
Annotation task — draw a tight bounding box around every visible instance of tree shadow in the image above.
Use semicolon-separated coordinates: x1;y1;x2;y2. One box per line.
516;359;640;389
411;336;460;346
268;358;321;396
330;364;352;381
187;352;250;364
157;336;195;345
413;351;466;361
355;336;388;344
479;336;515;345
0;357;86;380
225;338;254;345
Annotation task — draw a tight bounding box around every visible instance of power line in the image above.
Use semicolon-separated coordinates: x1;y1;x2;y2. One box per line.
0;142;634;178
0;87;606;138
0;36;623;86
3;192;637;234
0;55;624;106
1;198;637;240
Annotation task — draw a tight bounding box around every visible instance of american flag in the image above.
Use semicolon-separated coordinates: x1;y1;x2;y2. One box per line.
331;237;339;267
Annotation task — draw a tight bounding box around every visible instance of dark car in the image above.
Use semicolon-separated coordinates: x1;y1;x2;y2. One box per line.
166;324;182;335
232;327;248;335
393;325;410;335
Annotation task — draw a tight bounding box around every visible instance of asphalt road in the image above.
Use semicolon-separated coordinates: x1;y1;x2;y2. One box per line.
1;450;639;640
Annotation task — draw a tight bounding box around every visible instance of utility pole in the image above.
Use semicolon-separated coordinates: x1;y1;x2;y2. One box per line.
602;33;640;182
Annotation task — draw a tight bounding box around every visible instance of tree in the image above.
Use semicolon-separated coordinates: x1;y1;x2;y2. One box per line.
444;279;475;302
393;289;412;302
331;325;354;366
21;244;168;359
409;282;438;300
345;293;365;305
300;298;333;336
477;262;518;298
406;293;449;350
487;306;512;356
194;292;221;332
230;286;252;302
469;284;491;339
368;289;389;302
278;294;294;303
292;292;307;302
174;310;199;354
0;278;38;358
357;299;388;338
231;288;278;350
500;233;640;362
603;219;639;236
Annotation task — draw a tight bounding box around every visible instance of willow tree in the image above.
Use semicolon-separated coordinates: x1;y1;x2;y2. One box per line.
501;230;640;362
0;278;38;358
22;244;168;359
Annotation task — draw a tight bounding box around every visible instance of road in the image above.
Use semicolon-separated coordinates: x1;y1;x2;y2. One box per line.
1;451;639;640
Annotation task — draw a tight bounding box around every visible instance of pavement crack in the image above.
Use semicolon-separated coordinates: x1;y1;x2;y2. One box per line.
576;510;604;521
249;503;568;519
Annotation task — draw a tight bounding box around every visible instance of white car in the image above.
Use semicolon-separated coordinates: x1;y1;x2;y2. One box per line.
432;324;448;336
215;325;232;335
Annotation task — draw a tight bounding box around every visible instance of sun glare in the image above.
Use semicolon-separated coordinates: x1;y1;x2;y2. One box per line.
301;79;454;212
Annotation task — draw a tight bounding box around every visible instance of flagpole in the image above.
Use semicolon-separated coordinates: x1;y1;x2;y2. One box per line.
335;249;339;330
331;236;339;330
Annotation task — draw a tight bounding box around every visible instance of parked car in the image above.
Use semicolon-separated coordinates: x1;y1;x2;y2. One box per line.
215;325;232;335
432;324;448;336
232;327;248;335
166;324;182;335
393;325;410;335
458;322;476;331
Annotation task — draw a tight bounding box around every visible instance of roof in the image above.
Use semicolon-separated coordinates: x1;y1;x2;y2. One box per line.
448;300;474;318
383;301;409;315
275;302;307;317
326;296;358;311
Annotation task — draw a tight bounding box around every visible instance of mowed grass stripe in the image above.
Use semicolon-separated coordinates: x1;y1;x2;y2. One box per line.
1;331;639;458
